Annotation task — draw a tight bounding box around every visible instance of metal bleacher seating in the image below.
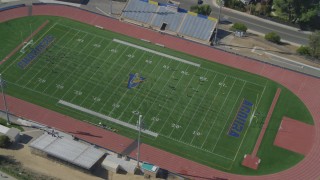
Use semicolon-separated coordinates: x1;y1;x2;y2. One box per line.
122;0;217;41
179;14;215;41
151;6;184;32
122;0;157;24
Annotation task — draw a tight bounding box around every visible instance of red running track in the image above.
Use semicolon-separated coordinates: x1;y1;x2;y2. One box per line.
1;4;320;179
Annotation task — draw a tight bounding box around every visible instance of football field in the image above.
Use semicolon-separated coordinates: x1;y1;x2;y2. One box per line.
1;19;273;170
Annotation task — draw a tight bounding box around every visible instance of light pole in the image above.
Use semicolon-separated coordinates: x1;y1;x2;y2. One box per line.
136;114;142;169
214;0;224;45
0;74;10;125
109;0;113;15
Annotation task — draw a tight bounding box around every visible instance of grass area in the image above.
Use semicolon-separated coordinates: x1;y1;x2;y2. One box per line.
0;16;314;175
0;118;24;132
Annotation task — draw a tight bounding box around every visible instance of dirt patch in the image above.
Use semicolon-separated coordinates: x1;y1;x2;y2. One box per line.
0;144;101;180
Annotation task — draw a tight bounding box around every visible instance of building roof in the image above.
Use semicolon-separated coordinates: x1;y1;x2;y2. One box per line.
30;133;105;170
0;124;10;135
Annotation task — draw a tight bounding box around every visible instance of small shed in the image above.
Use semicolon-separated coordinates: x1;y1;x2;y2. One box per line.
0;125;21;142
102;154;136;174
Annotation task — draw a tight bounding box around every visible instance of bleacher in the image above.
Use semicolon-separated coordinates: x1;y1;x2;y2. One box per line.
122;0;217;41
122;0;157;24
150;6;184;32
179;14;215;41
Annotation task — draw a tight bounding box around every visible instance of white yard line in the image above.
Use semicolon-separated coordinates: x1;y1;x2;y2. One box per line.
57;23;113;41
116;55;161;121
200;77;234;148
232;81;267;161
77;42;119;105
58;100;158;137
76;43;122;105
44;34;101;94
66;39;111;102
141;61;181;130
95;49;142;112
179;72;217;141
162;134;233;161
168;69;207;137
3;23;59;75
55;35;101;98
157;66;195;135
23;29;80;89
108;53;154;118
211;81;245;153
113;39;200;67
189;74;222;144
86;46;131;109
14;23;61;84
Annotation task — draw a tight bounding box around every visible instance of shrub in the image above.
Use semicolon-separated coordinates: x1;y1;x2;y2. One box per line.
189;4;212;16
265;32;281;44
0;135;11;148
296;46;311;56
231;23;248;32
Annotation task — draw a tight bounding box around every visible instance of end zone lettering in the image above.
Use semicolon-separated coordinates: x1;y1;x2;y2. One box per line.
228;99;253;138
17;35;55;69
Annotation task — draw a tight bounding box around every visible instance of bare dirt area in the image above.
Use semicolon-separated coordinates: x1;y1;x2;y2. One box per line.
0;144;101;180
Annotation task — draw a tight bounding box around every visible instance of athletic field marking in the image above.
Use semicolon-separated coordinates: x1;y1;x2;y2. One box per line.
232;81;267;161
211;81;246;153
41;32;94;94
58;100;158;137
158;66;194;134
21;29;78;89
168;70;208;137
77;44;122;105
45;32;100;94
108;53;155;118
2;23;59;75
94;48;142;112
212;80;238;152
14;23;62;84
162;134;233;161
83;46;128;109
201;77;234;148
113;39;200;67
117;55;162;122
141;60;181;130
179;73;218;141
66;38;112;102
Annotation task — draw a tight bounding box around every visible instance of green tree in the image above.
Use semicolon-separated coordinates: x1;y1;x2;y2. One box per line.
0;135;11;148
190;4;212;16
296;46;310;56
231;23;248;32
265;32;281;44
309;31;320;58
273;0;315;23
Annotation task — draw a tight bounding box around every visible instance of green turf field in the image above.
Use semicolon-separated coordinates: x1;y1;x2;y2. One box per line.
0;16;314;175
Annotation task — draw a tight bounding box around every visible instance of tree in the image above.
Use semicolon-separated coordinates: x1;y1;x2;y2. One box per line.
0;135;11;148
309;31;320;58
296;46;310;56
231;23;248;32
265;32;281;44
190;4;212;16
